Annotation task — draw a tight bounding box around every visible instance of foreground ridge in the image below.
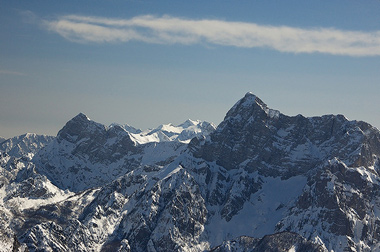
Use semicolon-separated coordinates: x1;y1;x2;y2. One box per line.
1;92;380;251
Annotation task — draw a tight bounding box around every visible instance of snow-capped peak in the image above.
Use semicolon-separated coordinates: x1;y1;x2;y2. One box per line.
126;120;216;144
109;123;142;134
179;119;199;128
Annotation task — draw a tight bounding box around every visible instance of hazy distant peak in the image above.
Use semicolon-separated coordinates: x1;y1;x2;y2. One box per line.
178;119;199;128
127;119;216;144
122;124;142;134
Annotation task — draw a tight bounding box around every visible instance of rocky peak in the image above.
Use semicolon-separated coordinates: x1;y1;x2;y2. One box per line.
192;93;380;177
68;112;90;124
48;113;139;163
107;123;128;137
179;119;198;128
57;113;106;143
213;93;280;143
223;92;280;123
33;115;216;192
120;124;142;134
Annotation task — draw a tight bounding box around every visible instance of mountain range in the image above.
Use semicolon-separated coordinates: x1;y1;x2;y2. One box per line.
1;92;380;251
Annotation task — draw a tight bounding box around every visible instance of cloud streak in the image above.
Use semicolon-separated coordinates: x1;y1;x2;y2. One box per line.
0;70;26;76
44;15;380;56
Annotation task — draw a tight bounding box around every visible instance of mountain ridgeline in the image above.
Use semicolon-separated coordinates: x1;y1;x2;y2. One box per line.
1;92;380;252
191;93;380;176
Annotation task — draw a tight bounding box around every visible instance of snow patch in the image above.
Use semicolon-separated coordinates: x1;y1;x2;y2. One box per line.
126;120;215;145
206;175;307;246
288;245;296;252
5;180;74;211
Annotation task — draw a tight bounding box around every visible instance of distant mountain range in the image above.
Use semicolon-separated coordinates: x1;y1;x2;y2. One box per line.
1;92;380;251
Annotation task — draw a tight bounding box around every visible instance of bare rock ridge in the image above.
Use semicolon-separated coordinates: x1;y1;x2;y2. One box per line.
1;92;380;251
192;92;380;177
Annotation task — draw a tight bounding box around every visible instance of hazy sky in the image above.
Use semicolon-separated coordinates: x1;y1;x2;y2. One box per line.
1;0;380;138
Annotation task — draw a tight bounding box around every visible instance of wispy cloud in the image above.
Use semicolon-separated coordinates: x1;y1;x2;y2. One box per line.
0;70;26;76
43;14;380;56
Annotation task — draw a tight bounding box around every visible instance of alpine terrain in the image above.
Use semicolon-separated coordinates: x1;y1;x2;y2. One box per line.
1;92;380;252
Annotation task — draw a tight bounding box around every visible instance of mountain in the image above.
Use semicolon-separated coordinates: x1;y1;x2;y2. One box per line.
192;92;380;177
124;119;216;144
210;232;325;252
189;92;380;250
33;114;216;192
1;92;380;251
0;133;54;159
0;135;66;252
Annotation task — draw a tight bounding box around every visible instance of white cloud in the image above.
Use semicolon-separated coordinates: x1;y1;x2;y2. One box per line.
44;14;380;56
0;70;26;76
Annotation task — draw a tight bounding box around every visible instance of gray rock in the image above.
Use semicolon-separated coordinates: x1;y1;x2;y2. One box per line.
210;232;325;252
192;92;380;178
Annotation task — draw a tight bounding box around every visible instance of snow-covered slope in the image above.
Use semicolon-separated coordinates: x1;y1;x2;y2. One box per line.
0;151;71;251
122;119;216;144
0;133;54;159
33;113;216;192
2;92;380;251
188;92;380;251
210;232;324;252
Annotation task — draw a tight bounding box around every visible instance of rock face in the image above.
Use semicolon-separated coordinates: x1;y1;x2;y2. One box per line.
33;113;143;191
210;232;325;252
1;92;380;251
189;92;380;251
276;159;380;251
33;114;215;192
0;135;61;252
192;92;380;177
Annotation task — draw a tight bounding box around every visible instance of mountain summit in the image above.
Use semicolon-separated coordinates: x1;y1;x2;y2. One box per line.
193;93;380;177
33;114;216;192
224;92;280;121
57;113;106;143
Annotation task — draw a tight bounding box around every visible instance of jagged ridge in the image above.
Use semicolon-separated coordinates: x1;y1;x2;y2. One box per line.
192;92;380;177
1;92;380;251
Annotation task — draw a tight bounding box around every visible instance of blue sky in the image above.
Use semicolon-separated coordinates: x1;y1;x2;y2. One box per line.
1;0;380;138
